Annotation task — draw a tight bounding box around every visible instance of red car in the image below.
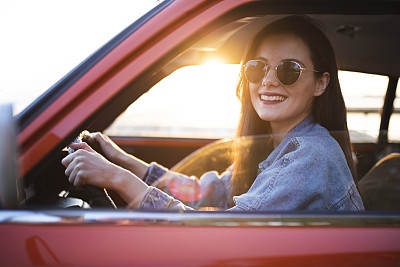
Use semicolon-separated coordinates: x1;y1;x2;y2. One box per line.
1;0;400;265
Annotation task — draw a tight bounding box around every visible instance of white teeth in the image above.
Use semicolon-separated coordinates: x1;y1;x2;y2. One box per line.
260;95;287;101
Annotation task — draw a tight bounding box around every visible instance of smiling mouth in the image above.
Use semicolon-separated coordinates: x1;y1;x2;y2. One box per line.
260;95;287;102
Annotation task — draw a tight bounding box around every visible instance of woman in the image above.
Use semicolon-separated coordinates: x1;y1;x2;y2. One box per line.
62;15;364;211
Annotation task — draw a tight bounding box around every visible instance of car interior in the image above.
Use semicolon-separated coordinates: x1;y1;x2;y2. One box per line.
15;3;400;211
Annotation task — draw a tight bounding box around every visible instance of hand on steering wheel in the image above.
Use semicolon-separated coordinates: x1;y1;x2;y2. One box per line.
62;131;127;208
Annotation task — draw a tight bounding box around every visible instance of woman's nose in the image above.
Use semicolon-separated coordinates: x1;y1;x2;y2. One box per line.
261;66;279;87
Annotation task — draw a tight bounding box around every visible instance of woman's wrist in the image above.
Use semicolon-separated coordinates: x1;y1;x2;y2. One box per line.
113;152;131;168
119;154;149;180
112;168;149;207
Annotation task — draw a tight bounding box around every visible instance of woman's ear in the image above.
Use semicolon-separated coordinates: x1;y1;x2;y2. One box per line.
314;72;330;96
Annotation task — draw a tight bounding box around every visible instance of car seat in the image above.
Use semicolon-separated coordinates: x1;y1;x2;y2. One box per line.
358;153;400;211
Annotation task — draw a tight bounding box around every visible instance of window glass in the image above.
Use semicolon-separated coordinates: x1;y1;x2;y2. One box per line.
105;64;241;139
388;79;400;142
339;71;388;143
106;66;389;142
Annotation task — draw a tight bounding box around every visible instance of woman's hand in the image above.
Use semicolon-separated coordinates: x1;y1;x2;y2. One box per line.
93;132;149;179
62;142;148;207
93;132;128;165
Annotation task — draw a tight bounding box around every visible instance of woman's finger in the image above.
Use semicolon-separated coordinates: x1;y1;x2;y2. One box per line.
61;153;74;168
69;142;95;153
93;132;104;142
66;156;87;189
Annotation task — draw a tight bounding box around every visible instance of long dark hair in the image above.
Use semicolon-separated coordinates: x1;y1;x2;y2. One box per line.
231;15;357;198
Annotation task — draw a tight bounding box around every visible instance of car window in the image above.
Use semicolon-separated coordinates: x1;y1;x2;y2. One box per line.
106;66;389;143
105;64;241;139
339;71;389;143
388;79;400;142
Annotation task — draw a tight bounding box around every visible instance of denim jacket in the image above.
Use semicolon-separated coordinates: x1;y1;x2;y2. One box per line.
136;116;365;211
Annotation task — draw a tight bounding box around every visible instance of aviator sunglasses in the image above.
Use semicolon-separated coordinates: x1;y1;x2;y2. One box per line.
244;59;320;86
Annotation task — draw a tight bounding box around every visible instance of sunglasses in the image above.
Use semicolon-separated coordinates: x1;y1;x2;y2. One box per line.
244;59;320;86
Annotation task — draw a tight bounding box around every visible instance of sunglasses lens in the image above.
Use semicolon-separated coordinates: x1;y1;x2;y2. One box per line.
244;60;266;83
277;61;301;86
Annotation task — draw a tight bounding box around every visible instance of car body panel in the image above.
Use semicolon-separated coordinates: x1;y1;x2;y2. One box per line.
0;211;400;266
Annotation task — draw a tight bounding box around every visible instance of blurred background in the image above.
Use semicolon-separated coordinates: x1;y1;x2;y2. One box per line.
0;0;158;113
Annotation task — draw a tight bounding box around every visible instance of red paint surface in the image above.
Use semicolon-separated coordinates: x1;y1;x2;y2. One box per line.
0;224;399;266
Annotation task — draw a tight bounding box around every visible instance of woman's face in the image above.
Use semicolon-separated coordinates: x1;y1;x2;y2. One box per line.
249;34;329;134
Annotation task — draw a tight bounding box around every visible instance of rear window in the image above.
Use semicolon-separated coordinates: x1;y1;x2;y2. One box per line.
388;79;400;142
339;71;389;143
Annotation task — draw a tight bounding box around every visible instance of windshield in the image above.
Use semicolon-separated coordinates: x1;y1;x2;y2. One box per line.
0;0;160;114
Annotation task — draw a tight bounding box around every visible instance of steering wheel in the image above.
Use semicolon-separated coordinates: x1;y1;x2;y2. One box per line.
0;103;20;209
66;131;126;208
171;138;234;177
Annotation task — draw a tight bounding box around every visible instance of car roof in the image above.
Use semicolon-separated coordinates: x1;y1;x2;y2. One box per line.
177;12;400;77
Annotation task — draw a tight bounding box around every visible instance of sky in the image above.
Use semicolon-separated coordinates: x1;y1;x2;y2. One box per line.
0;0;159;113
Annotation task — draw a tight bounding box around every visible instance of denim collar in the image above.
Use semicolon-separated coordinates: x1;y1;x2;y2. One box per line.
259;116;317;171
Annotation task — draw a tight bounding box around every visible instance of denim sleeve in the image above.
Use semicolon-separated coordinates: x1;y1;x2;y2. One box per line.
137;186;194;210
143;162;169;186
140;162;232;210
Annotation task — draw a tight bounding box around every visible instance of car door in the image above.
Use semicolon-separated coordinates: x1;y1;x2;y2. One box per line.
1;0;400;266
